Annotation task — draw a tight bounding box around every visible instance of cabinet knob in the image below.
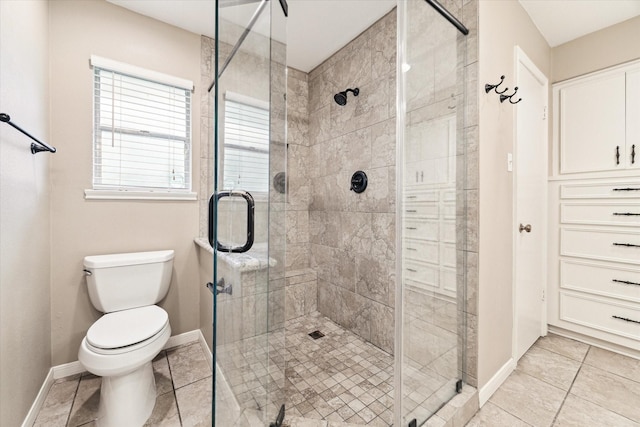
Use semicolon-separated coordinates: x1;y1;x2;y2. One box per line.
519;223;532;233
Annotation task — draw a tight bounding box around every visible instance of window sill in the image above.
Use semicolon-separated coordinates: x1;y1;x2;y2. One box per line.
84;189;197;201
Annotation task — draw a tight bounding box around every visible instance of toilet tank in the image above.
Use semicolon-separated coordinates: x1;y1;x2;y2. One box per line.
83;250;174;313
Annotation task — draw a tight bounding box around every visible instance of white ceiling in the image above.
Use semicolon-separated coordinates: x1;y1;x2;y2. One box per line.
107;0;640;72
107;0;395;72
518;0;640;47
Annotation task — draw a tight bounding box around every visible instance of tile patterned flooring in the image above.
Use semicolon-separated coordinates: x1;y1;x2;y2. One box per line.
467;333;640;427
35;314;639;427
33;342;212;426
216;312;396;426
32;312;397;427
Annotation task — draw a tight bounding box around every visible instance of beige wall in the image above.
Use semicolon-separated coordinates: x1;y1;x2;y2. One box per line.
477;0;551;388
49;0;201;365
552;15;640;83
0;1;52;425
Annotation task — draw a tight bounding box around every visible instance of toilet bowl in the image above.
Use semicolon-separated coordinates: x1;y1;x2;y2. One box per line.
79;250;174;427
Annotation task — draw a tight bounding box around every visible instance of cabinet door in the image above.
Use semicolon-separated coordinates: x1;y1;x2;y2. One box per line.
560;73;626;174
627;69;640;170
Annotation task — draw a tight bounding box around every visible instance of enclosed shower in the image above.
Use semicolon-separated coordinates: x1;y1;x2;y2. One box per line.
203;0;477;425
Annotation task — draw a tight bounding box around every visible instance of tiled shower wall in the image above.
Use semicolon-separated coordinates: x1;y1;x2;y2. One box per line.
307;10;397;354
200;0;479;383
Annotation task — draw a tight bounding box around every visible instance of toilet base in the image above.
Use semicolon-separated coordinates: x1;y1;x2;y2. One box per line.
96;361;156;427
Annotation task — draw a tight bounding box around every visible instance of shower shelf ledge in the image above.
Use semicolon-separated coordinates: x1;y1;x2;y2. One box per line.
194;237;276;272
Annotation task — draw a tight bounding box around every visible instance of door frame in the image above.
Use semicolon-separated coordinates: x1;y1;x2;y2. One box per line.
512;45;549;361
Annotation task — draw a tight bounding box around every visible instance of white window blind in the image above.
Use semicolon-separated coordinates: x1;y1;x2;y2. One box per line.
223;97;269;193
93;64;191;192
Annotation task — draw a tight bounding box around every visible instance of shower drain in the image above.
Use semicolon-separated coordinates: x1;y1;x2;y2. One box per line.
308;330;325;339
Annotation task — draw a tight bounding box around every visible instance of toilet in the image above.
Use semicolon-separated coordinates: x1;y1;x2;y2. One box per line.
78;250;174;427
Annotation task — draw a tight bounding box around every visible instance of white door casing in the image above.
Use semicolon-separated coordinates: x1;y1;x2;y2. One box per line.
513;46;548;361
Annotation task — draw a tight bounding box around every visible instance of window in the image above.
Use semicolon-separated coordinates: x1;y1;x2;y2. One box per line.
89;56;194;199
223;94;270;193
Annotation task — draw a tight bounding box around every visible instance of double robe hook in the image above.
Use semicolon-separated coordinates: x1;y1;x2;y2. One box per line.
500;88;522;104
485;75;523;104
485;75;509;94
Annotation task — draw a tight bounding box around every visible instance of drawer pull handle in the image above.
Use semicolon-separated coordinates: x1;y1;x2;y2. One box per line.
406;209;417;213
406;268;417;273
613;243;640;248
612;315;640;325
406;227;417;230
407;196;417;199
612;279;640;287
613;212;640;216
407;247;417;251
616;146;620;165
613;188;640;191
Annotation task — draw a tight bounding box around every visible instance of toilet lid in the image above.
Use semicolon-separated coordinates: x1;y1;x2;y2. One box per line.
87;306;169;349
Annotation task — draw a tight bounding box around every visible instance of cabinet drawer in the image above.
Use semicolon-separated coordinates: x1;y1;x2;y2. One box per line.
404;219;438;241
404;239;438;263
404;260;438;287
560;182;640;199
404;202;438;219
560;292;640;342
561;203;640;226
561;228;640;265
404;190;439;203
560;259;640;303
441;268;457;295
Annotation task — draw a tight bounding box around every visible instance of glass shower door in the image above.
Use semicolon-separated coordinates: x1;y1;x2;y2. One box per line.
210;0;287;425
397;0;468;424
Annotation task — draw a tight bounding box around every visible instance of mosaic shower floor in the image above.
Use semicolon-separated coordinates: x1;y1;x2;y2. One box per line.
33;305;459;426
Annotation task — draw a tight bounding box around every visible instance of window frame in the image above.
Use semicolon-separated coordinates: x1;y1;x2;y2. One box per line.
85;56;196;201
221;92;271;199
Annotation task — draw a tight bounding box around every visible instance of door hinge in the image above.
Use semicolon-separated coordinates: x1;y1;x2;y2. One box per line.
543;106;547;120
542;288;545;301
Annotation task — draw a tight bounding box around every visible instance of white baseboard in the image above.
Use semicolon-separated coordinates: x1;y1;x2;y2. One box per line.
23;329;204;427
478;358;516;407
165;329;201;349
197;330;213;370
20;369;54;427
53;360;85;380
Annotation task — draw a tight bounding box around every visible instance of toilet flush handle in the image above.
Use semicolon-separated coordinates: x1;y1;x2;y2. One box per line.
83;269;92;276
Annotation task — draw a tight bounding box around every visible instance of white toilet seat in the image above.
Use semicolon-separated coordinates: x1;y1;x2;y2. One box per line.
78;306;171;378
86;305;169;355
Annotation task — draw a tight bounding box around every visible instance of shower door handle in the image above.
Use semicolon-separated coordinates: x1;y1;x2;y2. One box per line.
208;190;255;253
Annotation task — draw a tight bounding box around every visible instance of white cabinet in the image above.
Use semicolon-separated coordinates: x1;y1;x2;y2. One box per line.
402;115;457;300
554;62;640;176
627;68;640;168
547;180;640;352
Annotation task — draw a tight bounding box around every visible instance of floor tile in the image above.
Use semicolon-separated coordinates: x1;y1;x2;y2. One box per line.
534;334;589;362
176;376;213;426
465;402;531;427
490;370;566;427
167;342;212;389
33;377;80;427
153;351;175;396
570;364;640;423
67;375;101;426
553;394;637;427
583;346;640;384
143;391;181;426
517;345;581;391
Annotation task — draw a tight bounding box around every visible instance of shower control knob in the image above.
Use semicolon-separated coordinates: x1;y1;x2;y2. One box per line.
350;171;368;193
519;223;532;233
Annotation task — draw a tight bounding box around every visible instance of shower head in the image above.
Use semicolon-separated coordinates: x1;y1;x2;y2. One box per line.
334;88;359;106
